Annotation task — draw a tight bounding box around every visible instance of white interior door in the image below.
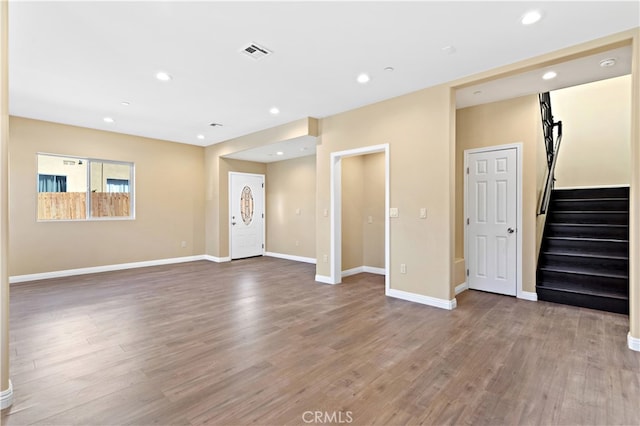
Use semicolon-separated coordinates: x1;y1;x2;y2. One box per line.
230;172;265;260
467;148;517;296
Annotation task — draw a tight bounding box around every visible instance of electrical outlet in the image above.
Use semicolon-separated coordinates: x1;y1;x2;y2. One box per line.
323;254;328;263
181;241;187;248
400;263;407;274
295;240;299;247
420;208;427;219
323;208;328;217
368;215;373;224
390;208;399;218
295;208;301;215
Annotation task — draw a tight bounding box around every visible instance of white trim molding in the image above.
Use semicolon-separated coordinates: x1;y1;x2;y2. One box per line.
0;380;13;410
455;282;468;295
386;288;457;310
203;255;231;263
341;266;386;277
315;275;335;285
629;332;640;352
518;291;538;302
10;255;207;284
265;252;316;264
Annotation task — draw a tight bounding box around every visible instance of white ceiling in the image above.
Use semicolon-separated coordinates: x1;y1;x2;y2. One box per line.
8;1;640;156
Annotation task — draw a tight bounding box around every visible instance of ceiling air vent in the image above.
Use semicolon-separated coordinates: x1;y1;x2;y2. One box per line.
240;42;272;61
209;122;223;127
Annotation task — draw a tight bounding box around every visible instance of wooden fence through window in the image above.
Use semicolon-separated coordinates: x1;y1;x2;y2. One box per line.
37;192;130;220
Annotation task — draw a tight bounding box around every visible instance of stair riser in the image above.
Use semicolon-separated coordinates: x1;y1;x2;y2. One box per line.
542;239;628;257
552;187;629;200
551;199;629;211
539;255;628;274
537;270;628;291
546;225;628;239
537;288;628;315
548;212;628;225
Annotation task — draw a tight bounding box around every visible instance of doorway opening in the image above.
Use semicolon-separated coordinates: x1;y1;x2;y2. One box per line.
330;144;389;292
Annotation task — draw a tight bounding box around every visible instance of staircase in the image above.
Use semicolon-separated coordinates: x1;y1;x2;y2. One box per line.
537;187;629;314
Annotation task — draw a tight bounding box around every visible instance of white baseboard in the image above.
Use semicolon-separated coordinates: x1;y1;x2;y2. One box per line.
363;266;385;275
342;266;386;277
454;282;468;295
202;255;231;263
0;380;13;410
629;332;640;352
315;275;335;285
10;255;207;284
386;288;456;310
265;252;316;264
518;291;538;301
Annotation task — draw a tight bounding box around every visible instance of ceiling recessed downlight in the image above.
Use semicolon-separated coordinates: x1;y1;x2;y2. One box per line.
276;151;284;156
384;66;394;72
521;10;542;25
155;71;172;81
542;71;557;80
103;117;115;123
269;107;280;115
356;73;370;84
600;58;617;67
120;101;130;106
197;134;205;140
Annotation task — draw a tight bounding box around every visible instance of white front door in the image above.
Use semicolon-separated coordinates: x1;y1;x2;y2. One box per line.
230;172;265;260
466;147;517;296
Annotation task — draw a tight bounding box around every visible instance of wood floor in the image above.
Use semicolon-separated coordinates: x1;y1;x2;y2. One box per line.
2;257;639;425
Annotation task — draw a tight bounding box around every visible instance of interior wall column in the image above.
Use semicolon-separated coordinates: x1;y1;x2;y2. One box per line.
0;0;13;409
629;29;640;352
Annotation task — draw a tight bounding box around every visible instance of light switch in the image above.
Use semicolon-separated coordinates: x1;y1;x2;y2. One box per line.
389;208;399;218
368;215;373;224
323;208;328;217
295;208;301;215
420;208;427;219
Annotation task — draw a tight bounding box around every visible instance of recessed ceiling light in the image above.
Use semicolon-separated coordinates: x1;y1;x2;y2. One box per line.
197;134;205;140
600;58;617;68
276;151;284;156
103;117;114;123
155;71;172;81
356;73;370;84
521;10;542;25
542;71;557;80
441;45;456;55
120;101;130;106
269;107;280;115
384;66;394;72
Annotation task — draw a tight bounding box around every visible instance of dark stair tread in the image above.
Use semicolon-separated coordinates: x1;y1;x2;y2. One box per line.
551;197;629;202
547;223;628;228
541;251;628;261
538;266;628;280
549;210;628;214
536;282;628;300
545;236;629;243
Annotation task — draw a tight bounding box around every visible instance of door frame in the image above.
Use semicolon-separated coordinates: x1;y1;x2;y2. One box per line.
228;172;265;260
464;143;524;298
330;144;389;293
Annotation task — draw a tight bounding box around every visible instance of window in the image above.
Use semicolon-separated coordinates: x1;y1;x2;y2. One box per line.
38;174;67;193
37;154;134;221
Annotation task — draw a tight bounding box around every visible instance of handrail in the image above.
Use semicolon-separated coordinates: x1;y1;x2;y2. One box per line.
538;92;562;215
538;129;562;215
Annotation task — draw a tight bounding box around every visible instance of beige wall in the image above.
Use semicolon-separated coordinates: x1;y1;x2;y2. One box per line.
9;117;206;276
341;156;365;270
552;75;631;188
340;152;386;271
204;118;318;258
1;0;11;400
265;155;316;259
317;84;454;300
629;31;640;344
362;152;385;269
456;95;544;293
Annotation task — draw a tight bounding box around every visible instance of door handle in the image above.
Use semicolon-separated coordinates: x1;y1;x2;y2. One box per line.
507;227;515;234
